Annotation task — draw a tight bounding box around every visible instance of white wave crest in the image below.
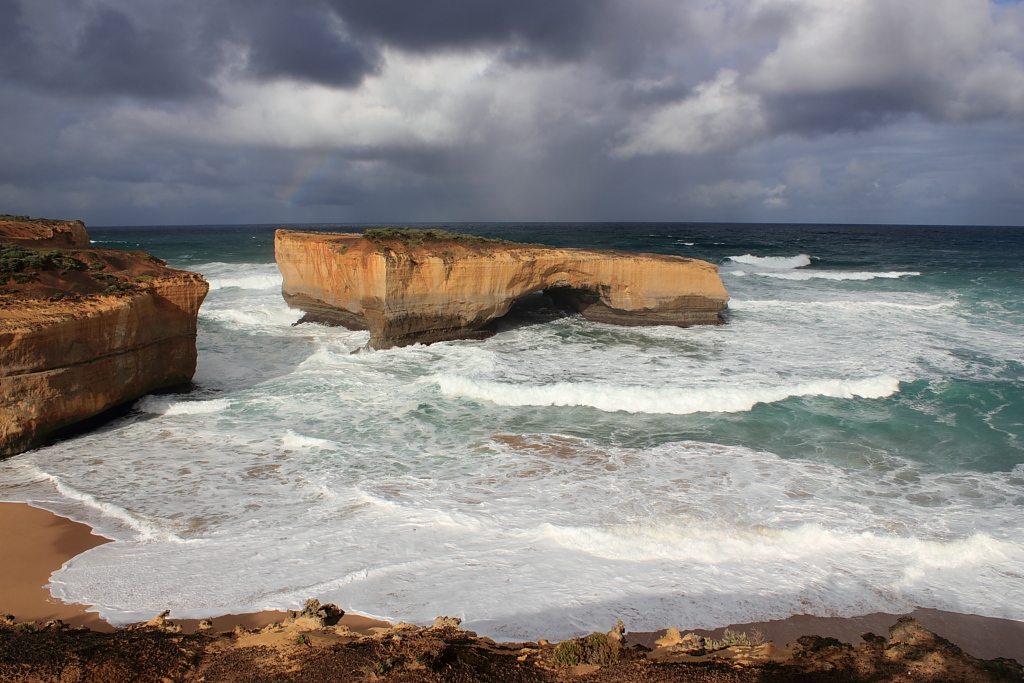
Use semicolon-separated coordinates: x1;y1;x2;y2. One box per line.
281;430;338;450
200;306;302;327
135;396;231;416
730;299;953;312
433;375;900;415
538;521;1011;566
34;471;180;542
205;273;282;291
758;270;920;281
727;254;812;269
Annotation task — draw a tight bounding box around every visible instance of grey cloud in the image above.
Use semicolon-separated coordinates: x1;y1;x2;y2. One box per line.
243;3;380;87
618;0;1024;157
0;0;383;98
1;1;216;99
72;7;212;98
324;0;608;59
2;0;1023;227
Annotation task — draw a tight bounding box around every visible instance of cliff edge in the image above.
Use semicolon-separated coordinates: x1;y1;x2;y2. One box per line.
276;229;729;349
1;217;209;458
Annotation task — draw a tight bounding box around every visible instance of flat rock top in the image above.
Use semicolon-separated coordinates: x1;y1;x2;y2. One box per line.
276;229;699;264
0;244;193;310
0;217;89;247
1;219;208;328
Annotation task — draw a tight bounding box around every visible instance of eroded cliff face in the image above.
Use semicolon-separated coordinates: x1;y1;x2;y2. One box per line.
276;230;728;349
0;219;208;457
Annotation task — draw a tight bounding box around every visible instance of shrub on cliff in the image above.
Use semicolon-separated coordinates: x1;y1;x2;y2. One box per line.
363;227;508;247
0;244;87;283
0;214;79;226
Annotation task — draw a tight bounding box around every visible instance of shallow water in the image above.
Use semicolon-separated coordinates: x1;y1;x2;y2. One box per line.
2;222;1022;640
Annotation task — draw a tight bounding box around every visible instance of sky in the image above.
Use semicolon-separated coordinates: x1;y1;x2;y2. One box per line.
1;0;1023;226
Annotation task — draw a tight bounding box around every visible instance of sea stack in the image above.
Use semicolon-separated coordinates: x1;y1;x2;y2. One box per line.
276;228;729;349
0;216;209;457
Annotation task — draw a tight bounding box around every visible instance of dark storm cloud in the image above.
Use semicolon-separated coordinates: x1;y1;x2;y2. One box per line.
0;0;383;98
324;0;609;59
71;6;212;98
0;1;216;99
1;0;1023;226
242;3;381;87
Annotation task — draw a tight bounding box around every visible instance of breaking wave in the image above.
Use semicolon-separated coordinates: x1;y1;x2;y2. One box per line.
727;254;812;269
135;397;231;416
757;270;920;281
432;375;900;415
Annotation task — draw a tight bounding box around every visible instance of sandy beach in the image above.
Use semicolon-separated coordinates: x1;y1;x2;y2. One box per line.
0;502;388;635
2;500;1021;664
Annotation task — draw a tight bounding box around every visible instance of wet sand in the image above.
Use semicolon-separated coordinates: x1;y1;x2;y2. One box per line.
0;501;114;631
3;501;1021;663
0;502;392;634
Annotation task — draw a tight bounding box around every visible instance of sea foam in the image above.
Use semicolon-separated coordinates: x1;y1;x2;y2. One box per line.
727;253;812;269
758;270;921;281
135;397;231;416
432;375;900;414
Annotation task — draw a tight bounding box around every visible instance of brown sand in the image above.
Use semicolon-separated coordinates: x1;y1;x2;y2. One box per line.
0;501;113;631
3;501;1021;664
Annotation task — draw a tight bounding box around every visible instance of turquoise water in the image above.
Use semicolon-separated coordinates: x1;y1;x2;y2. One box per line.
2;222;1022;639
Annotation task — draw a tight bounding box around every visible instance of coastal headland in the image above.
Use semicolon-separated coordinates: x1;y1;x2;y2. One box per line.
276;228;729;349
0;216;209;457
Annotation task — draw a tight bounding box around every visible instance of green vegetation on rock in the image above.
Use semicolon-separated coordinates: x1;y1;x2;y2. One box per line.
363;227;511;247
0;243;87;284
0;214;76;226
551;633;620;668
90;272;139;294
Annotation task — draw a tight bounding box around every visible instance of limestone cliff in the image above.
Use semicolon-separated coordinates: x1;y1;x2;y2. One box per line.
276;229;728;349
1;218;208;457
0;215;90;247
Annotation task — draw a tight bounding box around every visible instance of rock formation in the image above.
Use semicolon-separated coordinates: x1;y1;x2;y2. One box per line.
1;217;208;458
1;611;1020;682
276;229;729;349
0;214;90;248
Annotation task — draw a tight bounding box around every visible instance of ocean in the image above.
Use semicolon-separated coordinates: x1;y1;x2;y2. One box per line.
2;222;1022;641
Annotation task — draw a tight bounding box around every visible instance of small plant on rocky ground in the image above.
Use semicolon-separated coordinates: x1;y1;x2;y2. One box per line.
551;639;584;667
90;272;139;294
584;632;620;666
372;654;405;675
551;633;620;668
707;628;752;650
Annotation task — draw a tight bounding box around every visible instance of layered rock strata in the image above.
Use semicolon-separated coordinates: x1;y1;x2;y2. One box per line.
1;218;208;457
276;229;729;349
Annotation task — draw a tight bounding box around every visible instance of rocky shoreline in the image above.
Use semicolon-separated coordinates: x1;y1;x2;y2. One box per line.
1;601;1021;682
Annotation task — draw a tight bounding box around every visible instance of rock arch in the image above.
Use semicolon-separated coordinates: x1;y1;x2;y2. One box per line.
275;230;729;349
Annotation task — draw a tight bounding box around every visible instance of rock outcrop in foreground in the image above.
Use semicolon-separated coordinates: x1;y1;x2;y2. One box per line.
1;216;208;457
276;229;729;349
1;607;1020;683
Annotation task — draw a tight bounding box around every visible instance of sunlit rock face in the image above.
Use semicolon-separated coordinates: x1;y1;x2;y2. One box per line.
0;219;208;457
275;229;729;349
